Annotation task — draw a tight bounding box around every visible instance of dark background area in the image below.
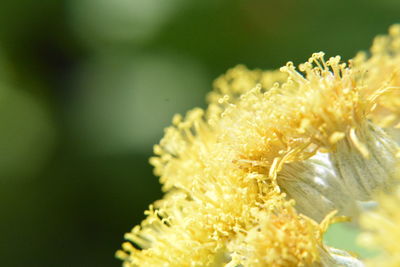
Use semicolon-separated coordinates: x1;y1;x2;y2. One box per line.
0;0;397;266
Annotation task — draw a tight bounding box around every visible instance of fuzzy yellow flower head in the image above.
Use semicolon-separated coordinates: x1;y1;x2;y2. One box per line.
117;25;400;267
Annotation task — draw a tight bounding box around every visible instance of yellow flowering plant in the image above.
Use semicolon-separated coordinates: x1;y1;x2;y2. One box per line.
117;25;400;266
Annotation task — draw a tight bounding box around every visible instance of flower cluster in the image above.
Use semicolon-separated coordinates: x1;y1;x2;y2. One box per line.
117;25;400;266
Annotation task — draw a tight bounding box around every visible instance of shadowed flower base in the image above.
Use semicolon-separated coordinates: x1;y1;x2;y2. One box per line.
279;123;398;222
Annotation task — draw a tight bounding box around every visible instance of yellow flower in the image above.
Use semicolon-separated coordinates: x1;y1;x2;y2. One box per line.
116;94;358;266
117;25;400;267
117;61;363;266
118;105;286;265
209;52;398;221
272;52;398;220
352;24;400;129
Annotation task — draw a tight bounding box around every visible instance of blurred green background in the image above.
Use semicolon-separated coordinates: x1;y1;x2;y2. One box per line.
0;0;397;266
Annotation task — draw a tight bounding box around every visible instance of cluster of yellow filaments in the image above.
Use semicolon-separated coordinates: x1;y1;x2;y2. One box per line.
226;203;345;267
118;25;400;266
352;25;400;128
